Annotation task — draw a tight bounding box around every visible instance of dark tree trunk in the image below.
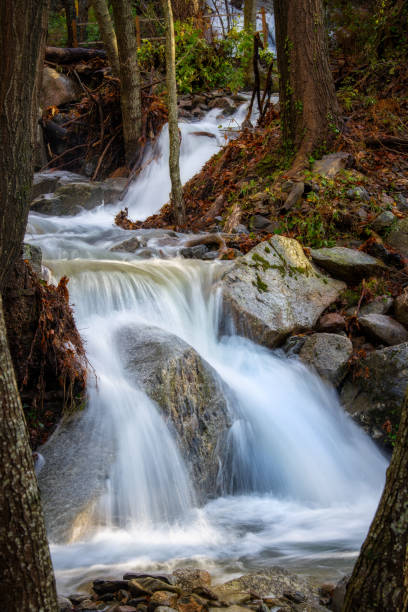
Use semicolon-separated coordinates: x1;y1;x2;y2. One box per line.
45;45;107;62
63;0;75;46
0;2;59;610
78;0;89;43
111;0;142;165
0;1;47;289
273;0;341;171
343;393;408;612
91;0;120;77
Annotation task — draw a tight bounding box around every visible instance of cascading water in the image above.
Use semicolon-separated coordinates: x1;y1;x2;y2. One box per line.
27;107;387;592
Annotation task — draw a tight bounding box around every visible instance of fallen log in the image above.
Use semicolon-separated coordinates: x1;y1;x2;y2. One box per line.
366;135;408;151
185;233;228;257
45;46;107;64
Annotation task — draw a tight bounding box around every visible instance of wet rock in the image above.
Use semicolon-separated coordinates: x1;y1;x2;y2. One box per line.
111;236;143;253
317;312;346;333
69;594;91;605
118;326;231;500
202;251;220;260
123;573;174;586
310;246;387;283
31;173;59;199
386;217;408;258
283;590;307;604
371;210;395;233
341;342;408;444
41;66;80;108
76;600;100;610
172;570;211;594
394;287;408;327
358;313;408;345
149;591;179;609
180;245;208;259
155;608;178;612
31;181;105;215
221;236;345;348
23;243;42;276
177;595;207;612
312;152;353;178
93;580;130;595
299;333;353;386
112;606;138;612
31;193;64;215
134;578;180;595
359;296;393;316
102;177;128;203
282;335;306;356
58;595;74;611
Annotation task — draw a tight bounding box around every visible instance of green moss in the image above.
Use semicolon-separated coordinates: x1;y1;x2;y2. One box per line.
254;273;268;292
252;252;272;271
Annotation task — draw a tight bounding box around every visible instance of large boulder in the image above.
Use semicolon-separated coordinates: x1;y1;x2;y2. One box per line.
310;247;387;283
38;409;114;543
221;236;345;347
341;342;408;446
31;170;85;200
31;181;104;215
298;333;353;386
41;66;80;108
117;325;231;500
358;313;408;346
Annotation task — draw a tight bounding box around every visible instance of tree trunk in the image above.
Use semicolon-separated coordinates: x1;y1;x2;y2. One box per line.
163;0;185;226
273;0;341;172
78;0;89;43
45;45;107;62
0;0;47;289
91;0;120;77
63;0;75;46
244;0;257;84
111;0;142;166
0;297;59;612
343;393;408;612
0;3;58;610
171;0;201;20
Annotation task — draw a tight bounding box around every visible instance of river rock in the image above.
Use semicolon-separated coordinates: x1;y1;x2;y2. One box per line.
298;333;353;386
117;326;231;499
214;568;320;609
172;570;212;594
386;217;408;258
358;313;408;345
41;66;80;108
310;246;387;283
317;312;346;333
359;295;393;316
394;287;408;327
23;243;42;276
38;408;114;543
31;181;105;215
221;236;345;347
31;170;86;199
58;595;74;611
150;592;179;609
371;210;395;233
111;236;143;253
341;342;408;445
312;152;353;178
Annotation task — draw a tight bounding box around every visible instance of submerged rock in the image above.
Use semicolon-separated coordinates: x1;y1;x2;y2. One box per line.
221;236;345;347
299;333;353;386
117;326;231;500
310;246;387;283
341;342;408;445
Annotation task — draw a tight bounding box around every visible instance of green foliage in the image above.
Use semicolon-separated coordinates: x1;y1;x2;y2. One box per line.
138;20;266;94
48;10;68;47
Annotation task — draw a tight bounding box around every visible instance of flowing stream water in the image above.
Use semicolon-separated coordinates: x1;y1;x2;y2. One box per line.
27;107;387;593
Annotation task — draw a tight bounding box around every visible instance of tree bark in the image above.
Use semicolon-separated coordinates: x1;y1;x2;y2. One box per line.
343;392;408;612
63;0;75;46
163;0;185;226
45;45;107;62
111;0;142;166
244;0;257;85
0;1;47;288
78;0;89;42
0;297;59;612
91;0;120;77
273;0;341;171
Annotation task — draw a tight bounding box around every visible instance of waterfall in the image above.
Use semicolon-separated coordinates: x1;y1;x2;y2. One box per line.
27;108;387;590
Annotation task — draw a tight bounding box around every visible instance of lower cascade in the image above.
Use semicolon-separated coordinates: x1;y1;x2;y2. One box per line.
27;108;387;591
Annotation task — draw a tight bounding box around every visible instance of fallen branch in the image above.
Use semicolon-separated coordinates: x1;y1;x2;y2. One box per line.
185;233;228;257
45;46;107;63
366;135;408;151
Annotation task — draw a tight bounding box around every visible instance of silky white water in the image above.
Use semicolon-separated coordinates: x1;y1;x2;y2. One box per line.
27;108;387;593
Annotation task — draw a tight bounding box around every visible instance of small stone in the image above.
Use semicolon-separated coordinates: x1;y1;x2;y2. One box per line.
250;214;272;230
76;600;99;611
371;210;395;233
312;152;353;177
282;182;304;212
58;595;74;611
282;335;306;357
233;224;249;234
173;570;211;594
180;245;208;259
112;606;138;612
346;186;370;201
299;333;353;386
283;591;306;604
69;594;90;605
318;312;346;333
395;288;408;327
380;193;395;207
386;217;408;258
111;236;142;253
360;296;393;316
395;193;408;212
155;608;178;612
358;314;408;346
23;243;42;276
177;595;206;612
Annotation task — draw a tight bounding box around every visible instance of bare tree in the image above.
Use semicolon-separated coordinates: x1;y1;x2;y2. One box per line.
91;0;120;77
0;0;59;610
273;0;341;173
343;392;408;611
163;0;185;226
111;0;142;165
